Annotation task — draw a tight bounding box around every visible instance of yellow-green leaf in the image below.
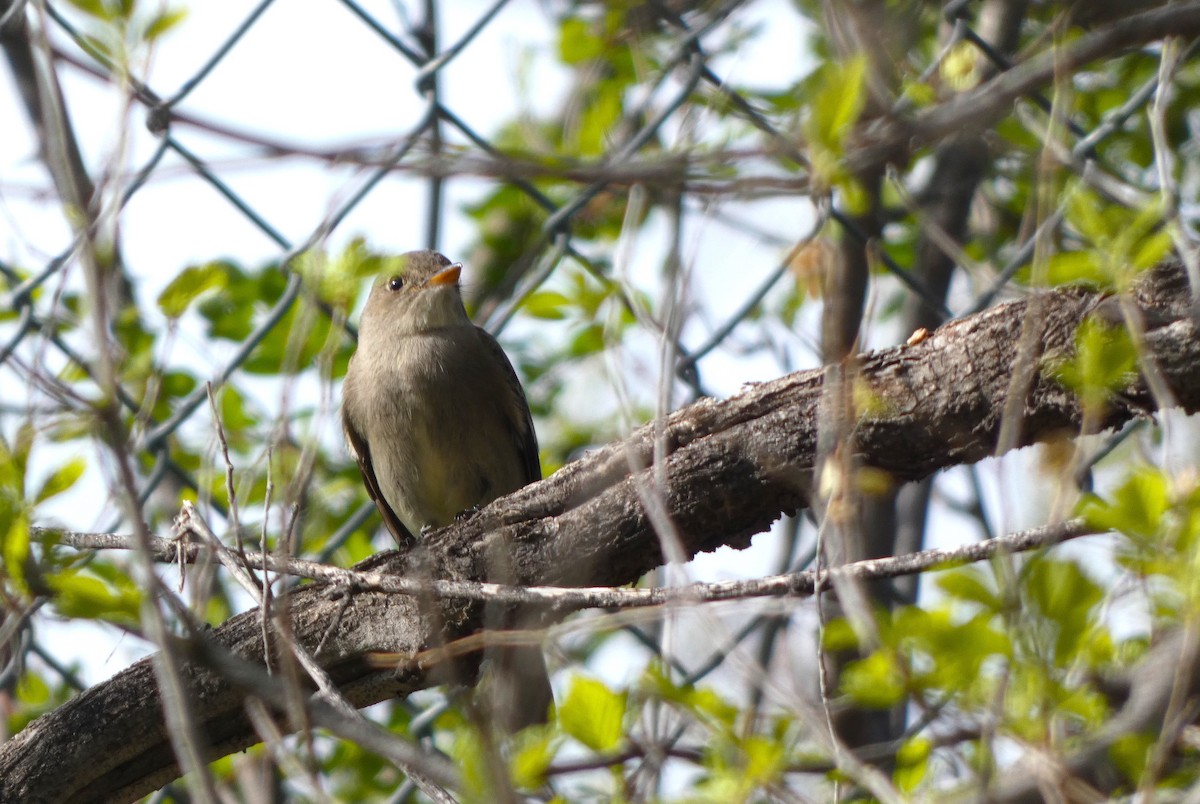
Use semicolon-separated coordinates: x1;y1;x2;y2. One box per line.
940;41;979;91
34;457;86;504
1041;251;1107;289
1052;316;1138;412
48;570;142;625
158;262;231;319
895;737;931;792
559;17;604;64
841;650;905;708
1078;467;1168;541
1132;229;1173;271
742;735;785;783
559;676;626;753
523;291;571;320
807;54;868;152
1066;184;1109;244
510;729;558;789
3;514;31;593
142;7;186;41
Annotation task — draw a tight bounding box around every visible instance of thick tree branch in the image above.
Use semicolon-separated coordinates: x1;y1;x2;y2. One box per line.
3;263;1200;802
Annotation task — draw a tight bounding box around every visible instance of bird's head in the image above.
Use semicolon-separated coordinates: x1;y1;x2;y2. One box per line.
361;250;471;337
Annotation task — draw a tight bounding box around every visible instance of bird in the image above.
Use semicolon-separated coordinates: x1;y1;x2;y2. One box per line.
341;249;551;732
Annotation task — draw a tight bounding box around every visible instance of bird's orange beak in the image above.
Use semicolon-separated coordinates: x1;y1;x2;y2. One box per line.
427;264;462;287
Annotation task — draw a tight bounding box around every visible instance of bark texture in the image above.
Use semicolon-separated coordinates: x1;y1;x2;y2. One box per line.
2;262;1199;802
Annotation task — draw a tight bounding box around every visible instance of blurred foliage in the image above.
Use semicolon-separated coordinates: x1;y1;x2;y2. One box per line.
803;55;870;205
4;0;1200;800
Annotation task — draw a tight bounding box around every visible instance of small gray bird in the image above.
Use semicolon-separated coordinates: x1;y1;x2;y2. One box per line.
342;249;551;732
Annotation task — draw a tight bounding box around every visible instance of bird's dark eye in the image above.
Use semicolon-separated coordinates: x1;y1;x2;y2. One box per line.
387;276;404;291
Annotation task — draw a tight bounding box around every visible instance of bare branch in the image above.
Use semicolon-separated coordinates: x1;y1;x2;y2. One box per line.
4;261;1200;802
39;516;1100;611
849;2;1200;173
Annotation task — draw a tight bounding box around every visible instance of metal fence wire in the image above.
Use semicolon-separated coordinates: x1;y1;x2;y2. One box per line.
0;0;1191;796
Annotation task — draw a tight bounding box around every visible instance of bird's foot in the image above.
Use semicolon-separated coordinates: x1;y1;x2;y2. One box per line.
454;505;481;523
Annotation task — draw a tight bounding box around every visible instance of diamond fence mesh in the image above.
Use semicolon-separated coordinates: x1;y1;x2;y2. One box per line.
1;0;1196;799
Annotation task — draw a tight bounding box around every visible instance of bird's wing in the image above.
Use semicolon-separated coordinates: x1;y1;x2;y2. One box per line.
477;327;541;483
342;407;416;545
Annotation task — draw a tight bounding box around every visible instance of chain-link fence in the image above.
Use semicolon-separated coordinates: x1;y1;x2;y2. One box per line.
2;0;1197;799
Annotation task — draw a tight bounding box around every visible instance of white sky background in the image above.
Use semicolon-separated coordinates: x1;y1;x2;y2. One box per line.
0;0;1158;704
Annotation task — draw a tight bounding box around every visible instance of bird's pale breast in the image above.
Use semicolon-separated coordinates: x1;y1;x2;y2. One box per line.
364;327;527;535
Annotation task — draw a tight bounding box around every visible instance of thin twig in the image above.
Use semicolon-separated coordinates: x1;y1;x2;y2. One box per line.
42;516;1102;611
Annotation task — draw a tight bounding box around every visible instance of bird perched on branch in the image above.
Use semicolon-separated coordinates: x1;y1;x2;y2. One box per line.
342;249;551;732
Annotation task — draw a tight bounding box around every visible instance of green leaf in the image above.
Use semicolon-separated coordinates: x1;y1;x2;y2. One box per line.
806;54;868;152
895;736;931;792
820;616;860;652
64;0;112;21
200;291;255;340
450;729;489;801
568;323;606;357
1109;731;1155;785
643;662;738;727
1112;197;1168;280
158;262;231;319
3;514;31;593
14;423;34;483
523;291;571;320
244;312;335;375
509;729;558;789
1066;184;1110;244
15;670;51;707
1053;183;1168;289
559;676;626;753
900;79;936;108
1078;466;1168;541
1133;229;1173;271
898;608;1009;692
686;685;739;728
197;262;258;340
1051;316;1138;413
841;650;905;708
559;17;604;64
295;239;406;309
218;384;259;432
937;567;1002;612
142;7;186;41
1024;558;1102;662
47;570;142;625
839;176;871;216
741;735;785;784
9;666;74;733
574;79;623;156
34;457;86;504
0;435;25;536
940;40;979;90
1041;251;1108;289
804;54;868;188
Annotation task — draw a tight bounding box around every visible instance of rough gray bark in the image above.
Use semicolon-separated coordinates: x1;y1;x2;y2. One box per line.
2;263;1199;802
